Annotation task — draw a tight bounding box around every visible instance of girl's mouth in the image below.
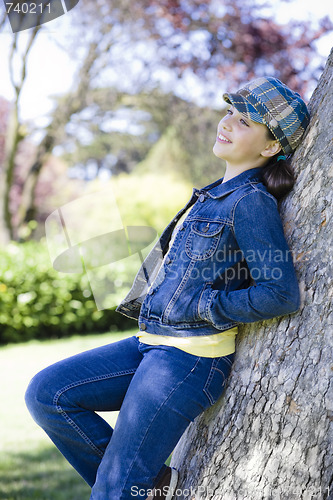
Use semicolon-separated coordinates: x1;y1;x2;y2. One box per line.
217;133;232;143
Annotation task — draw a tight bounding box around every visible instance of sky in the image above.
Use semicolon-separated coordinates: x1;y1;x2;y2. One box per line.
0;0;332;123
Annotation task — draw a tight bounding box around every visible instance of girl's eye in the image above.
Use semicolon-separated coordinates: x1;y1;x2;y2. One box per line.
226;108;249;126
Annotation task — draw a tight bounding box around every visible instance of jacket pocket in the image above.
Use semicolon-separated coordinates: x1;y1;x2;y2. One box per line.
185;221;225;261
162;273;206;324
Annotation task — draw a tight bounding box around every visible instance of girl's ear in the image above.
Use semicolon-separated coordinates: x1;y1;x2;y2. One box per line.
261;140;281;158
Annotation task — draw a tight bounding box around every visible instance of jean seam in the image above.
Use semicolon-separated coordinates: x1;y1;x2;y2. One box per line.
203;357;230;406
53;369;137;457
163;259;196;322
203;359;218;405
119;357;201;497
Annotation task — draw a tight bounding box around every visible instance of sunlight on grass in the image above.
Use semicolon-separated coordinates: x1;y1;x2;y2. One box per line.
0;330;135;500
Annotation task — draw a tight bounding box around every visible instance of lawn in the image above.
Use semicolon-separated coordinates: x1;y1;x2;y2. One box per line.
0;329;136;500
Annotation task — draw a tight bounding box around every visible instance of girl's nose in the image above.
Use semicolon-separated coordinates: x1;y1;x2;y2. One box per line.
221;116;232;131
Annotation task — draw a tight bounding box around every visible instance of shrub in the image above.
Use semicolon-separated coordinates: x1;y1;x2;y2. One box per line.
0;240;134;344
0;172;192;344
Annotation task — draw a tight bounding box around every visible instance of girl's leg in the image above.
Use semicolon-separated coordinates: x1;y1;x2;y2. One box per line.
90;342;234;500
25;335;143;487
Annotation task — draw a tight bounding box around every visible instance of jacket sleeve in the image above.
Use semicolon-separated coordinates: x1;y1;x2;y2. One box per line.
198;190;300;327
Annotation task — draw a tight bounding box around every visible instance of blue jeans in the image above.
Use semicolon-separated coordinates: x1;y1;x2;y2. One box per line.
25;335;234;499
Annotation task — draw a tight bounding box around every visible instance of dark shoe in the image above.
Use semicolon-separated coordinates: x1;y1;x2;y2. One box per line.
147;466;179;500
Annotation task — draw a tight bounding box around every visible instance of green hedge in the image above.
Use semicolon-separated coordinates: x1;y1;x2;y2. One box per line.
0;241;134;344
0;172;192;345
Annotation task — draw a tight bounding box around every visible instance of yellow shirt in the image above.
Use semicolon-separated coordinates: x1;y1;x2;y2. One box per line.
137;327;238;358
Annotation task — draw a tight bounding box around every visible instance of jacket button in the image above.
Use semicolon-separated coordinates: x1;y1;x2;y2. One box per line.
199;194;205;202
165;257;172;265
140;322;146;331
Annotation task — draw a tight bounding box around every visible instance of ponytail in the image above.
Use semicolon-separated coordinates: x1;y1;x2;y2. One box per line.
262;156;295;200
262;128;295;200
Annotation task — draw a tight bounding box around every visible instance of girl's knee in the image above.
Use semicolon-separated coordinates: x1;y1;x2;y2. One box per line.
25;367;56;424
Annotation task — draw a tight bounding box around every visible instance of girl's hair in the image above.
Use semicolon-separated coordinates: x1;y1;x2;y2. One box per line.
223;76;309;200
262;129;295;200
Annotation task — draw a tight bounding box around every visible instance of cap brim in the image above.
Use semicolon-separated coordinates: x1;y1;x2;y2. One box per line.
223;93;264;125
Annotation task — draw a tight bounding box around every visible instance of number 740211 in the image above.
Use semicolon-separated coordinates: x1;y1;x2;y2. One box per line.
5;2;51;14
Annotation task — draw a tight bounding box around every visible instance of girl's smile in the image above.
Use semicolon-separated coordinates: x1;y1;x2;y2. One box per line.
216;132;232;144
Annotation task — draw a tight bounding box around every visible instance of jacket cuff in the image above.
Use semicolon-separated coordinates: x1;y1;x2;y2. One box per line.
198;284;218;322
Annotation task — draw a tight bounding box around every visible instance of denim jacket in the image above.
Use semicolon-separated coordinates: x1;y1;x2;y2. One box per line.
116;167;300;337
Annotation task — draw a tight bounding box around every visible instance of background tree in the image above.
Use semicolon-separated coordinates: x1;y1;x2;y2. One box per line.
0;0;331;244
0;24;40;243
171;49;333;500
145;0;332;94
59;89;224;183
0;0;152;243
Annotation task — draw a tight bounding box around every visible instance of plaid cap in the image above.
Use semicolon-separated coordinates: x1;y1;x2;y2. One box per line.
223;77;310;154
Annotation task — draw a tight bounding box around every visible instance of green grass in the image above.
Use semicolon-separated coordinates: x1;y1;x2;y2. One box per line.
0;330;136;500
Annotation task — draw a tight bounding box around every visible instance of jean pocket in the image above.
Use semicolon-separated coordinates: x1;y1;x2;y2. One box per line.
203;355;234;406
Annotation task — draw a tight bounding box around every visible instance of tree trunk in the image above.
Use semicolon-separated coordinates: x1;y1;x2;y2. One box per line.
171;49;333;500
0;28;40;244
0;104;22;245
15;33;114;234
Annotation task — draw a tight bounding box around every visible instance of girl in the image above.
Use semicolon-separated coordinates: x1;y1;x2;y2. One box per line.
25;77;309;500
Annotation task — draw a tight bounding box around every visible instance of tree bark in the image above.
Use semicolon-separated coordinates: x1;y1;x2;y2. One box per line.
171;49;333;500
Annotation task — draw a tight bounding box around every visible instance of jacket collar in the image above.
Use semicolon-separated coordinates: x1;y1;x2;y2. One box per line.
203;167;264;199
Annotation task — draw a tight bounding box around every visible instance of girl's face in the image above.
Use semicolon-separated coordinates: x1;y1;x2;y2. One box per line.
213;106;280;168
